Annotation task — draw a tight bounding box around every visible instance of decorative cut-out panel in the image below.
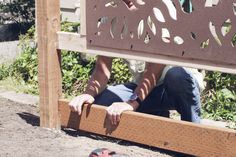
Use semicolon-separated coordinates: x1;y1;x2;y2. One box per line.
86;0;236;65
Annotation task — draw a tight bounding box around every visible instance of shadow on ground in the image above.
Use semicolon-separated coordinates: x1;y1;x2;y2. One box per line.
17;112;40;126
17;112;194;157
62;128;193;157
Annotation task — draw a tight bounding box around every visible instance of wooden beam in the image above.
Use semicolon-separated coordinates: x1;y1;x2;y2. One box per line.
59;100;236;157
36;0;62;128
80;0;86;36
57;32;236;74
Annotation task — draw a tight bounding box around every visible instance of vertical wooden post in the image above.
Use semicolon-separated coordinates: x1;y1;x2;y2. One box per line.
36;0;62;128
80;0;86;36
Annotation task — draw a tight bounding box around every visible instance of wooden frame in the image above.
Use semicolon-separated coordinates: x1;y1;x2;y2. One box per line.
36;0;236;156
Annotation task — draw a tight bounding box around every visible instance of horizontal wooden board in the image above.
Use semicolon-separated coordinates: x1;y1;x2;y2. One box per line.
61;10;79;23
59;100;236;157
60;0;77;9
57;32;236;74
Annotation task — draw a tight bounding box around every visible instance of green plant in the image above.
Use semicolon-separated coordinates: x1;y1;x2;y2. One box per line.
202;72;236;123
0;0;35;24
61;51;95;97
110;58;132;84
0;64;10;80
9;27;38;94
1;22;132;97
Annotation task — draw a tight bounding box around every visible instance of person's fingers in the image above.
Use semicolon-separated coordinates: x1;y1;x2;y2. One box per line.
69;98;77;112
116;113;121;123
112;113;117;125
69;97;83;113
69;94;95;115
77;104;82;115
106;107;114;124
72;98;81;112
86;96;95;104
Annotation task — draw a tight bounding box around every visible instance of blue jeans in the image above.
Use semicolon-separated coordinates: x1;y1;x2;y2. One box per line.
94;67;201;123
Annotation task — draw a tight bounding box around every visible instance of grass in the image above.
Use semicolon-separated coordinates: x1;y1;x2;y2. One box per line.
0;77;38;95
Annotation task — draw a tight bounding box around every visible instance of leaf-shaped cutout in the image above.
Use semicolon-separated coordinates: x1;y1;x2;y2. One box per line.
153;8;165;23
221;19;231;37
232;34;236;47
179;0;194;13
209;21;222;46
105;1;118;8
110;17;117;39
191;32;196;40
174;36;184;45
200;39;209;49
162;28;170;43
233;3;236;16
136;0;145;5
205;0;219;7
95;31;101;36
162;0;177;20
144;33;151;44
137;19;144;39
147;16;156;35
97;17;108;28
121;18;128;39
130;31;134;39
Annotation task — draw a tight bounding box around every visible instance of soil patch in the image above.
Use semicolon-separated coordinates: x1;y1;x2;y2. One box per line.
0;97;180;157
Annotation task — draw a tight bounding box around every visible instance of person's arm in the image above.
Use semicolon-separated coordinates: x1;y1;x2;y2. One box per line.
106;62;165;125
84;56;112;97
131;63;165;108
69;56;112;115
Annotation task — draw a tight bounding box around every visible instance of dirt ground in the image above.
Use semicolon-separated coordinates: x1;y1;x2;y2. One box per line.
0;97;184;157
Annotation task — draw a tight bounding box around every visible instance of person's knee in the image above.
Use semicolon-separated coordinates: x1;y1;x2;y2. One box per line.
164;67;197;93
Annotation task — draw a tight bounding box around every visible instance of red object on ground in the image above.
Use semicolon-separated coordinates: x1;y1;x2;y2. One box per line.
89;148;129;157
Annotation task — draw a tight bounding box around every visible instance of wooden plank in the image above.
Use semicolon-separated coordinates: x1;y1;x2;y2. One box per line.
60;0;77;9
59;100;236;157
36;0;62;128
61;10;79;23
57;32;236;74
80;0;86;36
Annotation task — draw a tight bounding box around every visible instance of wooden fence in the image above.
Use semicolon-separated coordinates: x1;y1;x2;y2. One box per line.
36;0;236;156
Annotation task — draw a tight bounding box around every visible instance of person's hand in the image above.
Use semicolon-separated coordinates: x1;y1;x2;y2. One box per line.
106;101;139;125
69;94;95;115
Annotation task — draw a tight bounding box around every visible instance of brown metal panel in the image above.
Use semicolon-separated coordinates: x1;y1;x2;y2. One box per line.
86;0;236;66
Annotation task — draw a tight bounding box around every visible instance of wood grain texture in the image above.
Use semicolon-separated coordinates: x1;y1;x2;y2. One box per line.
36;0;62;128
57;32;236;74
80;0;86;36
59;100;236;157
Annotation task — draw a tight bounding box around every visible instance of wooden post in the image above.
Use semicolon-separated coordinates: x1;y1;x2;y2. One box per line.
36;0;62;128
80;0;86;36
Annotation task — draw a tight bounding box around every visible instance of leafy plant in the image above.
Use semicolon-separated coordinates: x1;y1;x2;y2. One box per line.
0;64;10;80
202;72;236;123
0;22;132;97
0;0;35;24
61;51;95;97
110;58;132;84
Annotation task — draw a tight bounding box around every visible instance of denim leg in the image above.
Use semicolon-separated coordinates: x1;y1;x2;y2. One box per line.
95;82;170;117
136;84;172;116
163;67;201;123
94;83;137;106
